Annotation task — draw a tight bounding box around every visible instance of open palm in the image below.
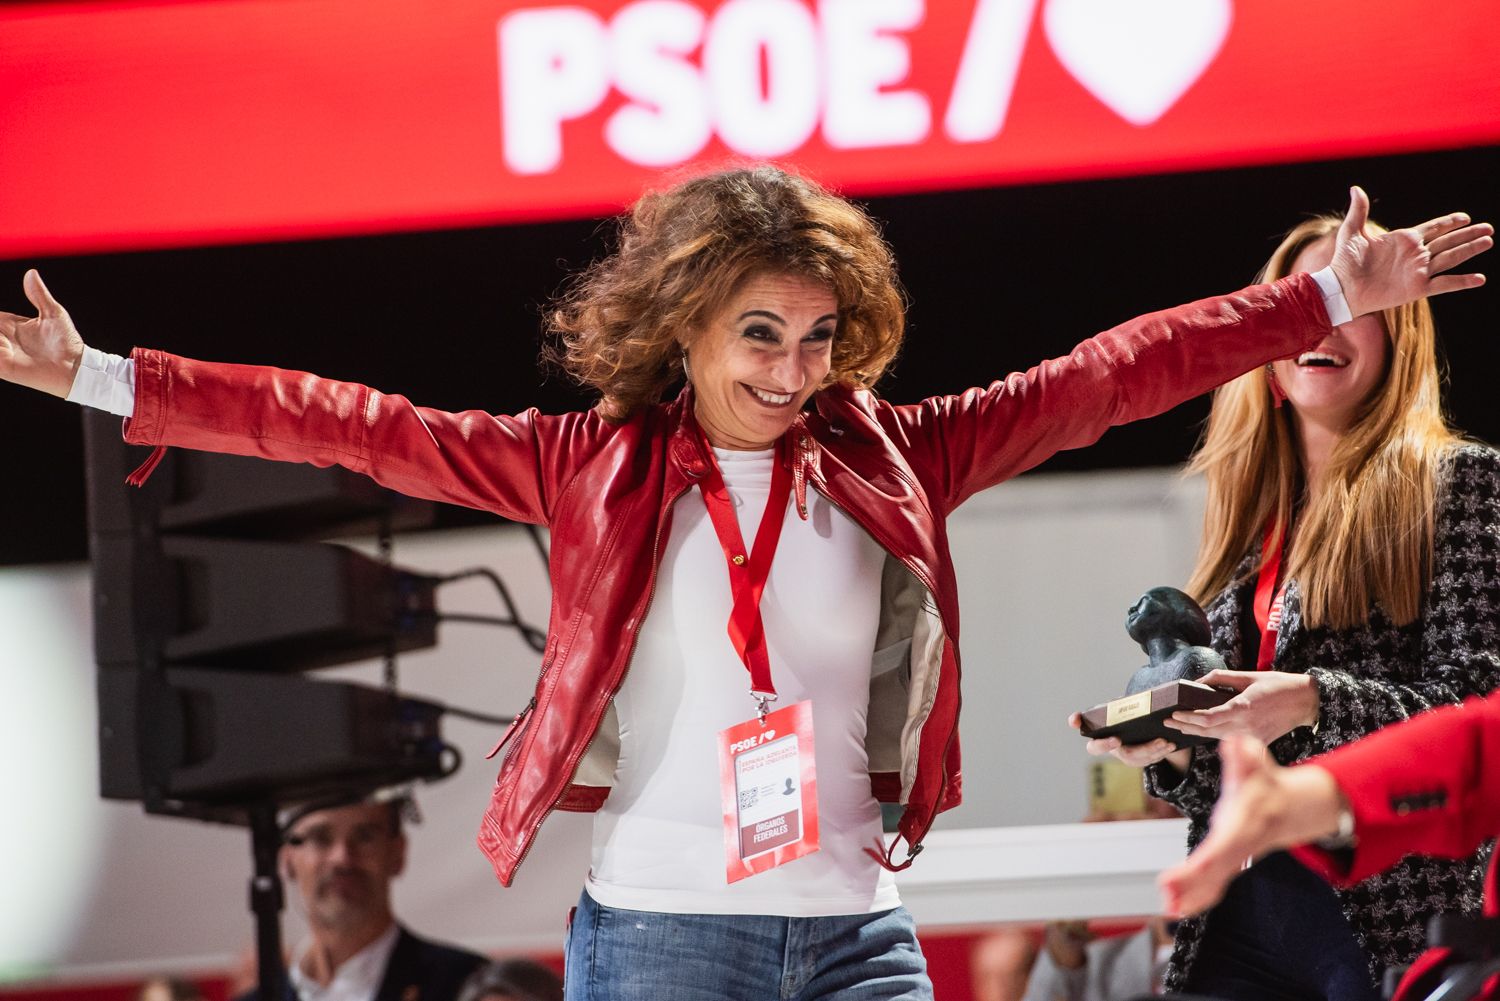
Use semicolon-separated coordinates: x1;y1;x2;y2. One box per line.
1331;186;1493;317
0;270;85;398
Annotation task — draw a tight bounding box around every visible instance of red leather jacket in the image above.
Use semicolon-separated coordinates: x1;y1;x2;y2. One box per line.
122;275;1328;886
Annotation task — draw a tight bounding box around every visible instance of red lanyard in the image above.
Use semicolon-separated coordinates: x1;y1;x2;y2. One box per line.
696;430;794;714
1252;519;1289;671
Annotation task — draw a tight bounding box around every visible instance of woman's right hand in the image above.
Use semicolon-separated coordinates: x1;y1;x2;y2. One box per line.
1068;712;1192;770
1158;736;1346;917
0;270;85;398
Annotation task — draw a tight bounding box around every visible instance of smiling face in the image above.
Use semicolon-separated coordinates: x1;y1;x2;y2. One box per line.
1270;235;1391;434
684;271;838;450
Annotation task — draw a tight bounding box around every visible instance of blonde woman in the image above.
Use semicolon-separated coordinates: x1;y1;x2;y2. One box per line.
1086;215;1500;1001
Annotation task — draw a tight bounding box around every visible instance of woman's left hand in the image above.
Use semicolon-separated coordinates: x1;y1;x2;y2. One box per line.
1164;669;1320;745
1330;186;1492;317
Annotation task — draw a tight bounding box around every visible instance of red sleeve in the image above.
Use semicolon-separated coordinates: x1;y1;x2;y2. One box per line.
123;348;609;525
885;274;1329;511
1291;692;1500;886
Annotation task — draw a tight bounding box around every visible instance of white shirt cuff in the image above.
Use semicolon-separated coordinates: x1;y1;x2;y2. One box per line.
64;345;137;418
1309;266;1353;326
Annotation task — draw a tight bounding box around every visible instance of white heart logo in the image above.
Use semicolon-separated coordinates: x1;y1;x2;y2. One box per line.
1043;0;1232;126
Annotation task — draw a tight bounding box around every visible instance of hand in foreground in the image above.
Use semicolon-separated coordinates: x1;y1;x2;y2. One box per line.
1331;186;1492;318
1068;711;1191;770
1158;735;1345;916
0;269;85;398
1163;669;1317;745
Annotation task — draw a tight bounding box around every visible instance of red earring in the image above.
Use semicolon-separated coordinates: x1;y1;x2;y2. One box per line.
1266;365;1287;408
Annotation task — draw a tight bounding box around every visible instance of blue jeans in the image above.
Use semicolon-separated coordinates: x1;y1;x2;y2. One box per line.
564;889;933;1001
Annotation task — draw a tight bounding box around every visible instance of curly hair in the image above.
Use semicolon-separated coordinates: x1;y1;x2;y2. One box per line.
546;165;906;419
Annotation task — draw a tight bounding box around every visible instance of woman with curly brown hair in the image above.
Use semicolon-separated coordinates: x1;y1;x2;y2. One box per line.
547;168;907;423
1;165;1490;1000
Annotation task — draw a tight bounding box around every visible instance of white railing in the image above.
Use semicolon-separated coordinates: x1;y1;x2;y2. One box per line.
896;819;1190;925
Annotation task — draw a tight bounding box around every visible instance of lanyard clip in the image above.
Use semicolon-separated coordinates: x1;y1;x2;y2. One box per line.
751;690;778;724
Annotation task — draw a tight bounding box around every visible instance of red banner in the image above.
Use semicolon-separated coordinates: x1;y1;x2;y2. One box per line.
1;0;1497;258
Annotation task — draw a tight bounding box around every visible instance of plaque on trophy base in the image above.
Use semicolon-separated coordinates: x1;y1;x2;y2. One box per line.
1077;679;1234;749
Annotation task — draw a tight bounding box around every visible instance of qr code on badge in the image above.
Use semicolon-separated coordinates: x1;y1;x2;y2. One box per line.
738;788;758;810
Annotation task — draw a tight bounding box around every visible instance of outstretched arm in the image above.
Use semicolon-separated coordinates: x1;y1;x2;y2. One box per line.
2;270;608;525
891;189;1491;511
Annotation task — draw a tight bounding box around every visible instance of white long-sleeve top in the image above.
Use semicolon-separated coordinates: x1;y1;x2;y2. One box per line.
585;446;902;915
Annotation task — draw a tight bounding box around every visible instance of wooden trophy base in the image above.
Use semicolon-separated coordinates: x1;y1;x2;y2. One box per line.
1078;680;1234;749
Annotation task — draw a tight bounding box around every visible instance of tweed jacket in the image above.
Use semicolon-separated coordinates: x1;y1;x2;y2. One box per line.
1146;443;1500;991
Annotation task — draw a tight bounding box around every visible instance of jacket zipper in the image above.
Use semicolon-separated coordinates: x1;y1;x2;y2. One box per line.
803;457;956;864
485;696;537;762
505;479;693;881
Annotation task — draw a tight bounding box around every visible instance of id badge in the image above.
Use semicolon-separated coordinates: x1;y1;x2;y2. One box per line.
716;699;819;883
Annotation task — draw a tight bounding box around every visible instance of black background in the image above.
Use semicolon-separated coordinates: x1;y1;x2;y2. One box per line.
3;144;1496;565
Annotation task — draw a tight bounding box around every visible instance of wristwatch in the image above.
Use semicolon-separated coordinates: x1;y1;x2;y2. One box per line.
1315;801;1357;850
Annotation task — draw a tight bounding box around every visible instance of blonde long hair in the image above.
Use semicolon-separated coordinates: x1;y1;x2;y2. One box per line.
1185;215;1461;629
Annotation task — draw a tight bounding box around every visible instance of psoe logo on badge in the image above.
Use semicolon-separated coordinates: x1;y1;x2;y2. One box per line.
728;728;779;754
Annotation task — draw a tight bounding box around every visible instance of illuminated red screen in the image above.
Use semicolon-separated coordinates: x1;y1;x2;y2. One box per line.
1;0;1497;258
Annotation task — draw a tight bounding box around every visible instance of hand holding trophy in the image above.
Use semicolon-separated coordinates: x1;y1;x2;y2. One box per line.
1077;587;1234;749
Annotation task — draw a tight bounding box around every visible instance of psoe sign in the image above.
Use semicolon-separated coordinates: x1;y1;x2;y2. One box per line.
498;0;1233;174
1;0;1496;258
